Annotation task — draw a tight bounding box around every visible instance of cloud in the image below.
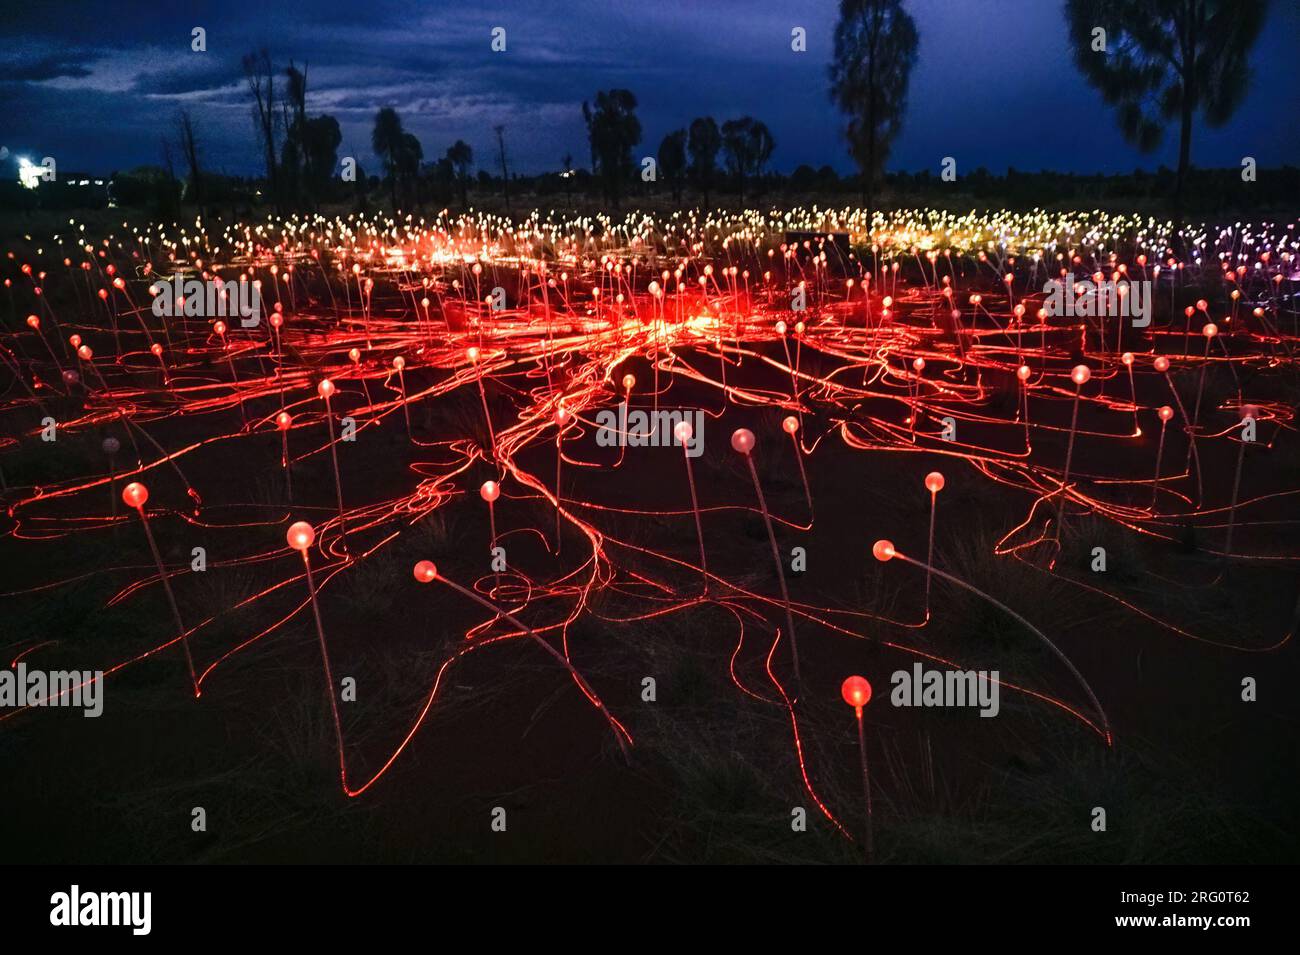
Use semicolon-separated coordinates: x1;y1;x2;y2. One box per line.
1;51;93;83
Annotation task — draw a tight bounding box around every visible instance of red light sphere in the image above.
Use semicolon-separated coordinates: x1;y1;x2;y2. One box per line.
1203;323;1218;338
122;481;148;509
621;373;635;391
731;428;755;454
413;559;437;583
1158;405;1174;422
276;411;292;430
317;378;335;399
1154;356;1170;373
480;480;500;502
1071;364;1091;386
393;356;405;371
925;471;945;493
286;521;315;552
782;415;799;435
1016;365;1031;381
872;539;895;562
673;420;693;443
841;675;872;709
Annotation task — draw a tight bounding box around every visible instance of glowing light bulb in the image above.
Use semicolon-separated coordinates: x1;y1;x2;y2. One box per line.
317;378;335;399
286;521;315;551
393;356;405;370
413;559;437;583
841;675;872;709
622;374;635;391
731;428;755;454
276;411;292;430
480;480;500;502
674;420;693;443
782;416;799;434
1158;406;1174;422
872;539;895;562
1154;356;1170;373
925;471;945;493
122;482;148;509
1071;364;1091;385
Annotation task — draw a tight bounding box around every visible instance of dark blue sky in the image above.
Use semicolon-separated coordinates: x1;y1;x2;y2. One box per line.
2;0;1297;179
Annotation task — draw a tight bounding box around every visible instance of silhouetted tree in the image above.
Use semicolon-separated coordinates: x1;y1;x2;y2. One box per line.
431;157;455;204
242;48;280;209
687;116;721;207
1065;0;1267;207
446;140;473;207
280;61;308;206
176;110;203;208
301;115;341;207
494;125;510;213
721;117;774;201
658;129;687;203
372;107;404;210
397;131;423;208
584;90;642;207
828;0;919;208
581;102;598;176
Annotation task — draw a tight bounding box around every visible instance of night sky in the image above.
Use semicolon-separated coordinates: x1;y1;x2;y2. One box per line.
2;0;1298;180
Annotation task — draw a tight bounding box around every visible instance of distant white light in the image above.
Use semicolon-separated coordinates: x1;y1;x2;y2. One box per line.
18;157;42;189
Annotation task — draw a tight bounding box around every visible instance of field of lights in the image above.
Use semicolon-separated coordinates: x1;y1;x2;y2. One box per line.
2;206;1297;862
